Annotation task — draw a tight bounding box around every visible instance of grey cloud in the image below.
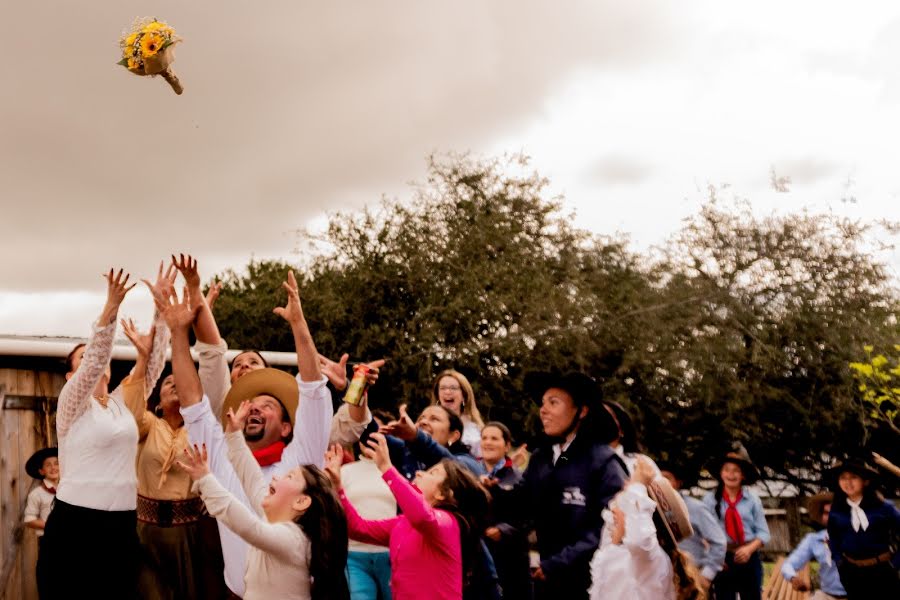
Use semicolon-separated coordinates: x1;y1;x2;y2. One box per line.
1;1;682;292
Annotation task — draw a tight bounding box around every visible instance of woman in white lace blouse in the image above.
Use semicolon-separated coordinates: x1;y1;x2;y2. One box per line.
37;269;169;599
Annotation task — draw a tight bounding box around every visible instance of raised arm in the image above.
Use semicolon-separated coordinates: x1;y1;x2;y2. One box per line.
119;318;152;439
324;444;398;546
274;271;332;470
363;433;454;538
224;402;268;513
273;270;321;382
173;254;222;347
172;255;230;416
179;445;305;561
57;269;134;437
161;287;203;408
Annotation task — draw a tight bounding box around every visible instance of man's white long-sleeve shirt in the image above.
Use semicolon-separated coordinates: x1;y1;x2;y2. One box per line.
181;374;331;597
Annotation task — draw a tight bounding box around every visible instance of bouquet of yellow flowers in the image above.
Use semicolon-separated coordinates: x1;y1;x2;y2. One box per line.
118;18;183;95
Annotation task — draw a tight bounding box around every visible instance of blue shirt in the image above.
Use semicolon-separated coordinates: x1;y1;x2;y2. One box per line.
781;530;846;596
702;487;771;546
678;493;727;580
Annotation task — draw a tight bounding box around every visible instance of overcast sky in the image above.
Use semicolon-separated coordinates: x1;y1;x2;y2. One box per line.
2;1;899;338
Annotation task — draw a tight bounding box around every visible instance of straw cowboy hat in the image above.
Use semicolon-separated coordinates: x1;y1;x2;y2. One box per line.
221;368;298;427
709;442;761;484
806;492;834;524
26;447;58;480
648;475;694;543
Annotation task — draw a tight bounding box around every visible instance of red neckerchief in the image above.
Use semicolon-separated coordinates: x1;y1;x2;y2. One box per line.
43;481;57;494
723;489;745;545
252;441;286;467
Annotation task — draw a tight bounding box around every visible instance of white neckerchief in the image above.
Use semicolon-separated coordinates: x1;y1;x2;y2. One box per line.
552;434;577;465
847;498;869;532
822;532;833;567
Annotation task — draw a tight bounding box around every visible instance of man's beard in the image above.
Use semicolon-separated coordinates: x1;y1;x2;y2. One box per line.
243;423;266;442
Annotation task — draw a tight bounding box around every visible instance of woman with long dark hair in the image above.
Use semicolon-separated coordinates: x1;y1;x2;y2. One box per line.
826;458;900;598
326;434;491;600
702;444;770;600
480;421;532;599
179;399;349;600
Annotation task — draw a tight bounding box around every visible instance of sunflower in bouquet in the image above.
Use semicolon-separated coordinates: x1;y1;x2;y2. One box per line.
118;18;183;95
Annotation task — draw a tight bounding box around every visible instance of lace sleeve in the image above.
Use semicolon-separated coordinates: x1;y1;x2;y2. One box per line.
143;313;171;398
56;321;116;437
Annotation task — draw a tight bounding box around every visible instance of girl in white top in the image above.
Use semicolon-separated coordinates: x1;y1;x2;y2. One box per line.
431;369;485;458
179;401;350;600
589;458;704;600
37;268;169;600
166;285;350;600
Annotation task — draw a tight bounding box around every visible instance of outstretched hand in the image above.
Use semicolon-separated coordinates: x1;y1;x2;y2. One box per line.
142;261;178;313
319;353;350;390
324;444;344;489
161;287;200;333
121;318;155;360
205;281;223;312
273;270;304;326
361;433;392;473
172;254;200;291
381;404;417;442
176;444;210;481
225;400;251;434
100;268;136;324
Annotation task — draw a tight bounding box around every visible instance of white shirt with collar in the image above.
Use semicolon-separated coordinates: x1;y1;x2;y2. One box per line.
181;374;332;598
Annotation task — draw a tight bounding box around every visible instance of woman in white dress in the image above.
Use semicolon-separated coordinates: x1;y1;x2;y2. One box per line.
589;458;705;600
431;369;485;458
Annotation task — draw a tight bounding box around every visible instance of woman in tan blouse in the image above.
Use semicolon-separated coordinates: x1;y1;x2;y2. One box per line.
122;264;227;600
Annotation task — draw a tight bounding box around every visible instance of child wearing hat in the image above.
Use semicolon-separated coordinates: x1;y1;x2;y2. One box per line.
23;447;59;596
702;443;770;600
781;492;846;600
826;458;900;598
588;457;704;600
24;447;59;536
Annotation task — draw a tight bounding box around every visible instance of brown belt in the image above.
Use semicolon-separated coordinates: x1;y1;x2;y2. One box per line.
843;551;892;567
137;495;205;526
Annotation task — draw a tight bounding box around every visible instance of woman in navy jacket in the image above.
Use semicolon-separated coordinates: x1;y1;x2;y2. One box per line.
481;421;532;600
826;458;900;598
519;371;627;600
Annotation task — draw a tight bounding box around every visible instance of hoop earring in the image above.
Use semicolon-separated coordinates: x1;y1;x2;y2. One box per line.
154;406;164;418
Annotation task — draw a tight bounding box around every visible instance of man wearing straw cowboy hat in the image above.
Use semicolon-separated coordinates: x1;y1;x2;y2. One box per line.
172;271;334;599
781;492;847;600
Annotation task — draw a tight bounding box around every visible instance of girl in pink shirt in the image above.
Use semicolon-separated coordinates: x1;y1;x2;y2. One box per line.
326;433;489;600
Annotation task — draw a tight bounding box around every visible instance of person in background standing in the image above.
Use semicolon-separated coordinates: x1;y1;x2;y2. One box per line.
702;444;770;600
658;461;726;595
781;492;846;600
826;458;900;599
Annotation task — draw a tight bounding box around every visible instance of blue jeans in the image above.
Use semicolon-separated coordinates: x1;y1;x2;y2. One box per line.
347;550;392;600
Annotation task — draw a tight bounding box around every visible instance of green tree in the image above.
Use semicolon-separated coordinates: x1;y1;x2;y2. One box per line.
210;158;899;487
850;346;900;435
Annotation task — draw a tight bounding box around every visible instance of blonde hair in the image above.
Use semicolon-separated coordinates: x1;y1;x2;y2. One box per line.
430;369;484;428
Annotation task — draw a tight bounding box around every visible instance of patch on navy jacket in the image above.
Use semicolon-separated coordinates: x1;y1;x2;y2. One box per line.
561;486;586;506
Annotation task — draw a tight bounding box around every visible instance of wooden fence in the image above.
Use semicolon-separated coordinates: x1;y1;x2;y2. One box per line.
0;366;63;600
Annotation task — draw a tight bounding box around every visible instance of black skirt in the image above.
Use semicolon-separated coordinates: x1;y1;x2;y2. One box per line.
37;498;140;600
